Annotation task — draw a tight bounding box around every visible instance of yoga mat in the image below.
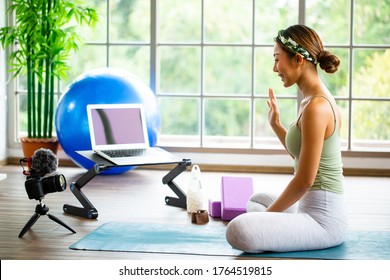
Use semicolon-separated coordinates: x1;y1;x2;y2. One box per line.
70;222;390;260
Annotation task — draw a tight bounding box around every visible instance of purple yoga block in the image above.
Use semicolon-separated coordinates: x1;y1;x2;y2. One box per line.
208;199;221;218
221;176;253;221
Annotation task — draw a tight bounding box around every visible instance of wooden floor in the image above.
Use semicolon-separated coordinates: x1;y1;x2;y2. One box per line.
0;164;389;260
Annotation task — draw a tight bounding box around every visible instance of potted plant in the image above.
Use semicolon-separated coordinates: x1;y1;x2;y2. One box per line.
0;0;99;157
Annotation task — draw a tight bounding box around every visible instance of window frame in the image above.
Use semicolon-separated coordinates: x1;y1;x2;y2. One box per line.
5;0;390;160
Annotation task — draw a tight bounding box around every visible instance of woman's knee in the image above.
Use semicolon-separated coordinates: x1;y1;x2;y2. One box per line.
246;193;274;212
226;216;250;251
225;217;242;247
225;213;266;253
247;192;297;213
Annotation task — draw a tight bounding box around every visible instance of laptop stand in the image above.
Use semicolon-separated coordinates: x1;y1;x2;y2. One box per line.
63;153;191;219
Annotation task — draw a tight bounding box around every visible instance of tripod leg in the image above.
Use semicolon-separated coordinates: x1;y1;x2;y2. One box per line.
19;213;40;238
47;214;76;234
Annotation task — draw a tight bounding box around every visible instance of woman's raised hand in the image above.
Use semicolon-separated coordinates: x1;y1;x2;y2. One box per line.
267;88;281;128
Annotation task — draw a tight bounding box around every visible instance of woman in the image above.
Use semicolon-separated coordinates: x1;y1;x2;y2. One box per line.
226;25;348;253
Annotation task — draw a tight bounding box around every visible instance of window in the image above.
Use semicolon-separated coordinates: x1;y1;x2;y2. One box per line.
9;0;390;153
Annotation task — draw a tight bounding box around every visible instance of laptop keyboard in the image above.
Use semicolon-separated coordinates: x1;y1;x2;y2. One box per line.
102;149;148;158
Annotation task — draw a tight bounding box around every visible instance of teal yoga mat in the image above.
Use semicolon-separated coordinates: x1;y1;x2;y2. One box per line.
70;222;390;260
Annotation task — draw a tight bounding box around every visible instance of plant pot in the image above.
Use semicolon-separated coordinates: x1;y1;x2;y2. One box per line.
20;137;59;158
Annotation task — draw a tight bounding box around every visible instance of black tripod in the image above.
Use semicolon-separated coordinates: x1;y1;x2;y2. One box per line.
19;199;76;238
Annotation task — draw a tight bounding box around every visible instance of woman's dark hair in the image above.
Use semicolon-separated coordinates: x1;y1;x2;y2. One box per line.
276;25;340;74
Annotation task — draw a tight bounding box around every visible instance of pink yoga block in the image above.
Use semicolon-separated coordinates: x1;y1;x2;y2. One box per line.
221;176;253;221
208;199;221;218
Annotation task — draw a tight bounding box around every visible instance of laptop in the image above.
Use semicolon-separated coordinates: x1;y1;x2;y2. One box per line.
86;103;182;166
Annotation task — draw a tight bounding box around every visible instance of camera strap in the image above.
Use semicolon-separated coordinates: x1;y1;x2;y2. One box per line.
20;157;32;175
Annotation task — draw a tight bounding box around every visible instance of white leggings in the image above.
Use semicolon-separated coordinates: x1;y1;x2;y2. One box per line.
225;190;348;253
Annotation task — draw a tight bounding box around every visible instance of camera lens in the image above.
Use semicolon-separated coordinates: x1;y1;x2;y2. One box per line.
57;174;66;191
51;174;66;192
41;174;67;195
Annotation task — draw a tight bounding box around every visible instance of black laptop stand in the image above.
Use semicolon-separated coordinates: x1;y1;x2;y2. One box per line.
63;150;191;219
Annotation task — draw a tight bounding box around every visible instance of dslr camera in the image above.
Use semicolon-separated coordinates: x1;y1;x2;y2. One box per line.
24;170;66;200
20;148;67;200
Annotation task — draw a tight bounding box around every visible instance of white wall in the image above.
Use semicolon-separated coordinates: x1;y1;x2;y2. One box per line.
0;0;7;162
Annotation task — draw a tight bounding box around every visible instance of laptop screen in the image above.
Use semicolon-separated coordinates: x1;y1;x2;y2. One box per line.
87;104;149;150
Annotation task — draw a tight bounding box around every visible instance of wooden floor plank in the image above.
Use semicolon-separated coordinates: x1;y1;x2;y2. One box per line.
0;164;389;260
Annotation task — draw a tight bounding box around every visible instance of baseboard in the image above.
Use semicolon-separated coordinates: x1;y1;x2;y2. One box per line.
341;168;389;177
0;158;8;166
140;163;390;177
6;157;389;177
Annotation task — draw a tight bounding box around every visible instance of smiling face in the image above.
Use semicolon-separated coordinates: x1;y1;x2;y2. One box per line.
273;43;298;88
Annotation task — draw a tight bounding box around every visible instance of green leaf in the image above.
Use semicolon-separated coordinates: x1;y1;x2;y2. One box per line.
1;0;100;138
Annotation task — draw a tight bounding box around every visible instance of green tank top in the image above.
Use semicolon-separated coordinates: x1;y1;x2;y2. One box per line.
285;96;344;193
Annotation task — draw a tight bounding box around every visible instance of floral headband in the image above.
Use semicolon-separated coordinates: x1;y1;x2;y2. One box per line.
276;30;318;65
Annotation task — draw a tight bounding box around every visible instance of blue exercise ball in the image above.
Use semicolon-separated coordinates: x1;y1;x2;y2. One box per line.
55;67;161;175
